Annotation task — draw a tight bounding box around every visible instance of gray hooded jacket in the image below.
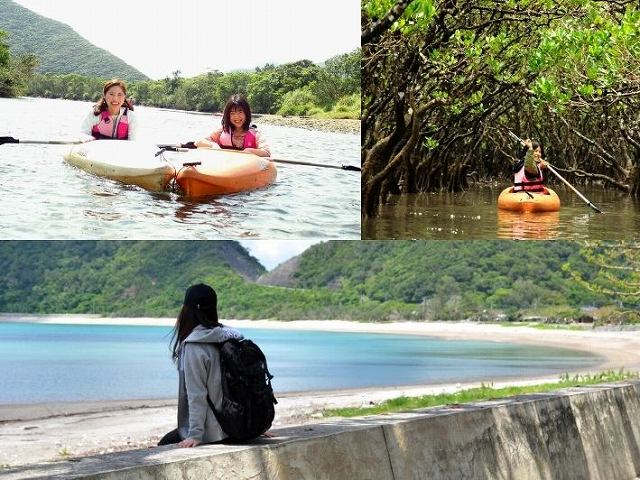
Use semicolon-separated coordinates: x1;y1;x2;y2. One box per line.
177;324;244;443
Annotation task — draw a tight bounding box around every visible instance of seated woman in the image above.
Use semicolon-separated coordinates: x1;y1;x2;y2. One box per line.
158;283;244;448
512;138;547;192
195;94;270;157
81;79;137;140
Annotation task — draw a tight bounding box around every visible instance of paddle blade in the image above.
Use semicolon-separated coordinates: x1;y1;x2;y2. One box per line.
0;136;19;145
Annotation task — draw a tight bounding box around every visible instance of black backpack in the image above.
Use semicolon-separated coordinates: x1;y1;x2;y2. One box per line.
207;338;277;441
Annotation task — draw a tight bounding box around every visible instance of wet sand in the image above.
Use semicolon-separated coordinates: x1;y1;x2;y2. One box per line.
2;318;640;468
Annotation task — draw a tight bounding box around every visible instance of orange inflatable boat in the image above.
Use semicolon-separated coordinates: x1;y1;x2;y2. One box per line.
497;186;561;213
168;149;277;197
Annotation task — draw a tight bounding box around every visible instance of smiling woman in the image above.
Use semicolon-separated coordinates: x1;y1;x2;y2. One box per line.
80;79;137;140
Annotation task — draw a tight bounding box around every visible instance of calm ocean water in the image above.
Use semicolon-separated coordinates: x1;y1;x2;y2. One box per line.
0;322;600;404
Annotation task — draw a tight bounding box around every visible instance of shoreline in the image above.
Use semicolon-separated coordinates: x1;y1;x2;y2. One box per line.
254;114;360;135
3;317;640;467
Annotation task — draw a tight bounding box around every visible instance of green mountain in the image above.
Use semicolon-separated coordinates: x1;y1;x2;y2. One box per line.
0;241;264;316
273;241;589;303
261;240;609;318
0;240;624;321
0;0;148;81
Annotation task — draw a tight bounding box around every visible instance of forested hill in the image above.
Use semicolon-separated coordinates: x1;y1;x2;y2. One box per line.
0;241;628;321
0;0;148;81
265;241;596;306
0;241;264;316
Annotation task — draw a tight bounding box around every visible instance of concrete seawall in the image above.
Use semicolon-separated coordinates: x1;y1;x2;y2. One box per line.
4;381;640;479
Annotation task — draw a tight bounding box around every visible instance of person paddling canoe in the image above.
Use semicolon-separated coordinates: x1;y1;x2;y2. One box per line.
512;138;547;192
195;94;270;157
81;79;138;141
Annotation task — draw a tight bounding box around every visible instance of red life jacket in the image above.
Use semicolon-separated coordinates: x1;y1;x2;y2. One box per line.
217;128;257;150
513;163;544;192
91;109;129;140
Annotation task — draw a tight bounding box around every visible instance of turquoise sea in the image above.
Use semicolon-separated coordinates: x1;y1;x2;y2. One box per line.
0;322;601;404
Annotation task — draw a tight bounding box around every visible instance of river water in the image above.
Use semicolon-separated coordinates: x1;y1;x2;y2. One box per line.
364;185;640;240
0;322;599;404
0;97;360;239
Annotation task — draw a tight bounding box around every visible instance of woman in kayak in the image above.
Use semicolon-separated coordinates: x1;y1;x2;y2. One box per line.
158;283;244;448
81;79;137;140
195;94;270;156
512;138;547;192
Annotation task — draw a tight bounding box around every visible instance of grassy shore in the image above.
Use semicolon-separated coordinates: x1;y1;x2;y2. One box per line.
324;369;639;417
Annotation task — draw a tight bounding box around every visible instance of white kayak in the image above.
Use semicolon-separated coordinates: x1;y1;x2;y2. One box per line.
64;140;176;192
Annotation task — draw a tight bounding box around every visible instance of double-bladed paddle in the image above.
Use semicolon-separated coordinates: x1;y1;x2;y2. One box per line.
158;142;361;172
0;136;89;145
1;137;361;172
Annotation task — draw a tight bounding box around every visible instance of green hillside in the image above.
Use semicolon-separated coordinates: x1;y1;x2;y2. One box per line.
288;241;590;304
0;241;635;322
0;0;148;81
0;241;264;316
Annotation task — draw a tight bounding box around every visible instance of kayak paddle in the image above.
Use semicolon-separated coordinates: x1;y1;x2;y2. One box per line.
0;136;91;145
2;137;362;172
506;130;604;213
159;142;361;172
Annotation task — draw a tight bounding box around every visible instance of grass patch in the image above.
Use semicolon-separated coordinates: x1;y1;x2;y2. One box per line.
57;447;72;459
530;323;588;331
323;370;639;418
496;321;588;331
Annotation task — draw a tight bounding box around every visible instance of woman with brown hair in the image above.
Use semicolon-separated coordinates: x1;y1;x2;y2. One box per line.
81;79;138;140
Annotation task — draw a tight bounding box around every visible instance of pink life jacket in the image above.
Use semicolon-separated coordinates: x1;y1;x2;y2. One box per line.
217;128;257;150
91;109;129;140
513;163;544;192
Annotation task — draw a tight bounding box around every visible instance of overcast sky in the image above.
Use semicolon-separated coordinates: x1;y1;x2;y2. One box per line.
14;0;360;79
239;240;322;270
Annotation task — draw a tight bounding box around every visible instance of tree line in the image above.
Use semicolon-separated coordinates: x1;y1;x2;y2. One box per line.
1;240;637;324
26;50;361;118
0;30;37;97
362;0;640;216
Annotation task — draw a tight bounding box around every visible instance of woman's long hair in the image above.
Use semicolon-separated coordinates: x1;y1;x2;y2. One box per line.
92;79;135;115
221;94;252;133
170;304;219;363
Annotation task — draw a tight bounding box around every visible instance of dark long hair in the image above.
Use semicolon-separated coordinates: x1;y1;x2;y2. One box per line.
93;79;134;115
170;304;219;363
221;94;251;133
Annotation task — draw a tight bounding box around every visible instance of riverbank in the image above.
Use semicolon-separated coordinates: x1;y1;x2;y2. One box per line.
2;318;640;468
254;114;360;135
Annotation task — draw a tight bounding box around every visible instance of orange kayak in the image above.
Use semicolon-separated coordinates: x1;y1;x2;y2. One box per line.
497;186;560;213
169;149;277;197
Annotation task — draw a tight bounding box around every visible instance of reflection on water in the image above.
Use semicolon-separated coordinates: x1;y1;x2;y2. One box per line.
0;97;360;239
364;185;640;240
497;210;561;240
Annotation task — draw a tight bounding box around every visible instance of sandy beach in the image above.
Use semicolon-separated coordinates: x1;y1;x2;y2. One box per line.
3;317;640;468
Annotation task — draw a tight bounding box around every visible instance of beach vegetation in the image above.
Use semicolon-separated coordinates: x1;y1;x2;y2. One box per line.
323;369;639;418
57;447;72;459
